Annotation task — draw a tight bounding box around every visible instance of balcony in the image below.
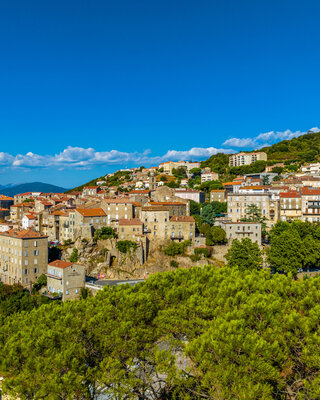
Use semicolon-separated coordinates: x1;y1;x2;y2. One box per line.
236;231;253;235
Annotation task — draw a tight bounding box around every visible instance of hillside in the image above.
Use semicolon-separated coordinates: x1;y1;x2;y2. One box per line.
0;182;68;197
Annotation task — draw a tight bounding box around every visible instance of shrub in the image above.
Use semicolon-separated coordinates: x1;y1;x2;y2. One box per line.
63;239;73;246
194;247;210;258
94;227;117;241
170;260;179;268
116;240;138;254
164;240;191;256
69;248;79;263
81;238;88;243
190;254;201;262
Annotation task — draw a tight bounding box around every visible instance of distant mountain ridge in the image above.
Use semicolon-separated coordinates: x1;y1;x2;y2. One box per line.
0;182;68;197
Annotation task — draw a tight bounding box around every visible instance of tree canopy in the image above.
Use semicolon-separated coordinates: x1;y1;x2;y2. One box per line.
2;266;320;399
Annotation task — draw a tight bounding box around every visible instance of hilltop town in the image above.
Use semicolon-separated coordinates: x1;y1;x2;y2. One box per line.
1;131;320;299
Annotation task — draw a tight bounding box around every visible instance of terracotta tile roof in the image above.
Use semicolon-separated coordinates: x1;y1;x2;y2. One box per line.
84;186;99;189
170;216;195;222
301;188;320;196
51;210;65;216
0;229;47;238
210;189;226;192
280;192;301;198
0;195;14;201
48;260;73;269
149;201;186;206
14;192;33;196
25;215;36;219
119;218;143;226
222;182;242;186
141;206;170;211
76;208;106;217
131;201;142;207
11;203;34;208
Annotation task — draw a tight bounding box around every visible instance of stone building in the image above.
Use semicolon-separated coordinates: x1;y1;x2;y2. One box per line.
0;229;48;286
210;190;226;203
101;199;135;226
0;195;14;209
175;189;205;204
118;218;144;240
227;192;280;228
218;221;262;246
47;260;86;301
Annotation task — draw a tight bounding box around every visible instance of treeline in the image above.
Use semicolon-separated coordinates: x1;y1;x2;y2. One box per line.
1;263;320;399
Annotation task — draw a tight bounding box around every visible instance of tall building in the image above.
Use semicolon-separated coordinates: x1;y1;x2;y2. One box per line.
0;229;48;286
229;152;267;167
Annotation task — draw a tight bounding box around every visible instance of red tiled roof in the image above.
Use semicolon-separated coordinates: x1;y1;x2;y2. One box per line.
119;218;143;226
0;195;14;201
170;216;195;222
280;192;301;198
0;229;47;238
48;260;73;269
76;208;106;217
301;188;320;196
149;201;186;206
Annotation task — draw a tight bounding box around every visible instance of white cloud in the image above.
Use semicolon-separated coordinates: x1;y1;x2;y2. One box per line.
222;138;256;148
223;127;320;148
0;146;234;171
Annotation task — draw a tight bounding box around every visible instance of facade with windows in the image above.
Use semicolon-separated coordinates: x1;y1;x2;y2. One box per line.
47;260;85;301
0;229;48;286
218;221;262;246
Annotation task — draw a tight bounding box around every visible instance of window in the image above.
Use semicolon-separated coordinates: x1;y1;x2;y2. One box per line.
25;260;28;266
24;268;28;275
66;290;69;295
34;259;38;265
34;241;38;247
25;250;28;257
25;241;28;247
76;289;79;294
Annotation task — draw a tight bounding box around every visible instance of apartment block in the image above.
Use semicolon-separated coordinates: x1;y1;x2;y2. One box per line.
229;151;267;167
175;189;205;203
301;188;320;222
218;221;262;246
227;192;280;227
201;172;219;183
47;260;86;301
0;229;48;286
279;192;301;221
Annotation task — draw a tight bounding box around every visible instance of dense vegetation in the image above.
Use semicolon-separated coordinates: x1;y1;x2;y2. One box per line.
2;264;320;399
267;220;320;274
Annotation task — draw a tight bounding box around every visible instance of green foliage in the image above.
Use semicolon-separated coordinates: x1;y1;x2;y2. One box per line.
189;167;202;176
271;166;283;174
165;180;180;188
200;152;229;174
172;166;187;178
189;254;201;262
164;240;191;256
94;227;117;241
170;260;179;268
229;160;267;175
200;203;215;225
211;200;227;215
199;224;227;245
80;287;91;299
63;239;73;246
116;240;138;254
189;199;201;215
0;283;50;324
69;248;78;263
160;175;167;182
3;267;320;399
261;130;320;162
226;238;263;271
32;274;47;293
268;220;320;274
241;203;267;237
199;180;223;193
194;247;210;258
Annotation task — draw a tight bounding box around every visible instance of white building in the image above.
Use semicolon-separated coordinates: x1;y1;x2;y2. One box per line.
229;152;267;167
175;189;205;203
301;163;320;175
201;172;219;183
22;215;35;230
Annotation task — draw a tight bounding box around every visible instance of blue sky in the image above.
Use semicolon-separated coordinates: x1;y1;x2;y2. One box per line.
0;0;320;188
